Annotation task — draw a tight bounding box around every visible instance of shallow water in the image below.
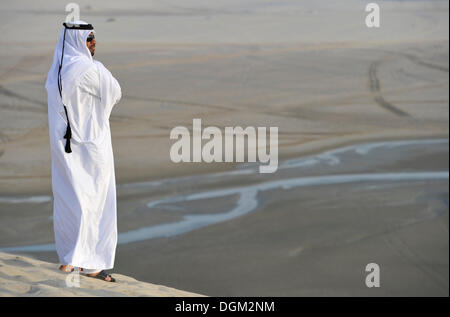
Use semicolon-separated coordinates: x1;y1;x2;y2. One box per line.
1;138;447;252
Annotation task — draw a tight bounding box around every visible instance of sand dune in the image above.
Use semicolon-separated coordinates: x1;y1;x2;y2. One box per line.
0;252;205;297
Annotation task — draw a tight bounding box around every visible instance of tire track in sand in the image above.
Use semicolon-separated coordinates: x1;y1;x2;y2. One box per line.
0;86;47;108
368;61;410;117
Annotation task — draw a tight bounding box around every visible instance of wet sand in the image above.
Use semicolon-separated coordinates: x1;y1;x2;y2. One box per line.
0;0;448;296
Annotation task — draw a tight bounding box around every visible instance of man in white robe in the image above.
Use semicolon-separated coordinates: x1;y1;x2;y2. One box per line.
45;21;121;282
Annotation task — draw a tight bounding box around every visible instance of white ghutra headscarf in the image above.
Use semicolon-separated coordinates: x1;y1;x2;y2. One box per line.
45;20;96;152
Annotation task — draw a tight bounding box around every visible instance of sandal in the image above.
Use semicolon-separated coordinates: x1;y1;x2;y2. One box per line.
86;270;116;282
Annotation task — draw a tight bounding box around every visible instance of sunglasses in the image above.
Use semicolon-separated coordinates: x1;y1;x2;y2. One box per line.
87;34;95;42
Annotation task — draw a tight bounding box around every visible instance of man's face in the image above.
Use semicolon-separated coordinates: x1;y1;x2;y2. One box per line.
86;32;96;56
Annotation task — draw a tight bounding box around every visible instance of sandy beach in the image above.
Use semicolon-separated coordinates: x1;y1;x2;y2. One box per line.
0;0;448;296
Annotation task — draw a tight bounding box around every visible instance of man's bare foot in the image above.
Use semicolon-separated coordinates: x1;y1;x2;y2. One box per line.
59;264;74;272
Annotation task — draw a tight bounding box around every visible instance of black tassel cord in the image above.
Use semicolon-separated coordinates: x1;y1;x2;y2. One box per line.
57;27;72;153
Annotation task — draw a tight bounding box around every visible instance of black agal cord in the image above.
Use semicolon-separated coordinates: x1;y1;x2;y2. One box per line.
57;22;94;153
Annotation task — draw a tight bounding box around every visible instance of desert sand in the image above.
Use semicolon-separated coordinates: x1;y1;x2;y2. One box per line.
0;0;448;296
0;251;204;296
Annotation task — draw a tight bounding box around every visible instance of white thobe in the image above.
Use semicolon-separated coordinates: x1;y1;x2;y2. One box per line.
47;60;121;270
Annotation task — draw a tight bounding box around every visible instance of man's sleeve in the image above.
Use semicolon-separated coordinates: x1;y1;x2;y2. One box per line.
79;66;101;98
